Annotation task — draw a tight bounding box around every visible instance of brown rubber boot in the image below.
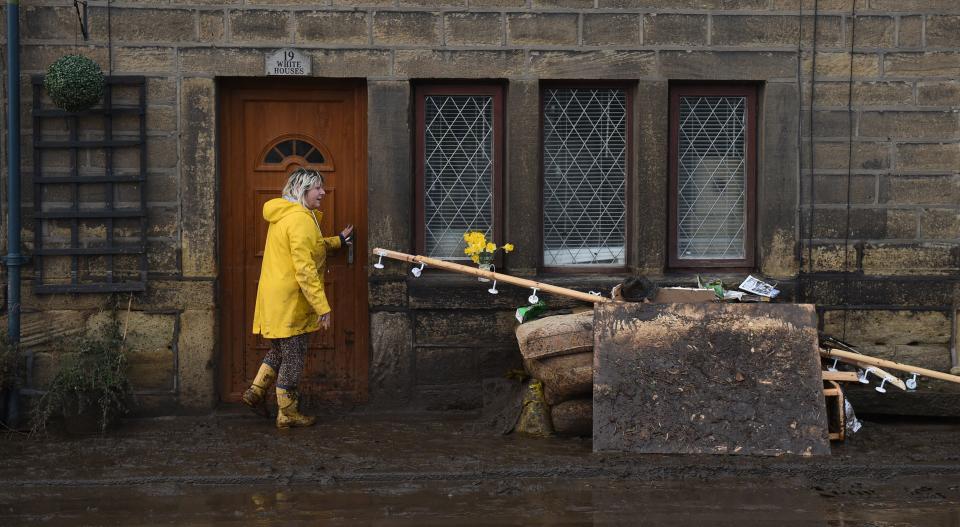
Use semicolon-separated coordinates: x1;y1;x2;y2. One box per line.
242;363;276;418
276;388;316;429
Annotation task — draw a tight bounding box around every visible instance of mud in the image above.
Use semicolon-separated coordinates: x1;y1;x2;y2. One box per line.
2;412;960;525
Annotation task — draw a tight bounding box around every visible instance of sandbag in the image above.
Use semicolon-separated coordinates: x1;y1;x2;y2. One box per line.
515;311;593;361
523;351;592;405
551;398;592;437
515;379;553;438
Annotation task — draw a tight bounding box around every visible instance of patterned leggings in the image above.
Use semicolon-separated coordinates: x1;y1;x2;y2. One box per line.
262;334;308;390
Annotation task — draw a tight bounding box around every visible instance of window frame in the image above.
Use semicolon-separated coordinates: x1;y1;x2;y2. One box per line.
538;81;634;274
414;84;505;264
668;83;758;269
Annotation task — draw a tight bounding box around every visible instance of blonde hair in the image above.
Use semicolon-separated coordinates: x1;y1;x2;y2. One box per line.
282;168;325;209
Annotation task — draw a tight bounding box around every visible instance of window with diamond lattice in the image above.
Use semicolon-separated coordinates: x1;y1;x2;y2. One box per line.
669;85;757;268
542;87;629;268
415;86;503;261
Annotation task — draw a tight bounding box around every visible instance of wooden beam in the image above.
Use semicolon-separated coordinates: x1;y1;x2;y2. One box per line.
821;371;858;382
820;347;960;386
373;247;612;305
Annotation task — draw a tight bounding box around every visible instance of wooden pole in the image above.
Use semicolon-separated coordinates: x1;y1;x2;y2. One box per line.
820;347;960;386
373;248;612;305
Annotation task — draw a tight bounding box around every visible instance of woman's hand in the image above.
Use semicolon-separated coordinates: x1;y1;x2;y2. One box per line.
318;313;331;330
339;224;355;244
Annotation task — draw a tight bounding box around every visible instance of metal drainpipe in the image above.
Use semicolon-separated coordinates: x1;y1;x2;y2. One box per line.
4;0;22;427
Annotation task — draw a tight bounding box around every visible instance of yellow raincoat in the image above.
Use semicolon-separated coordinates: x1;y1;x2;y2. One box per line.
252;198;342;338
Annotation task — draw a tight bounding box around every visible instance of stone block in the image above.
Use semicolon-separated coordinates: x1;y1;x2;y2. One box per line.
918;82;960;106
847;16;896;49
897;15;923;48
713;15;842;48
531;50;656;79
179;48;263;76
799;243;848;272
177;310;217;410
111;8;195;42
139;280;216;311
885;53;960;78
802;142;889;170
399;0;466;6
859;112;958;140
802;111;855;138
635;81;668;274
145;105;177;133
533;0;594;7
801;275;955;307
296;11;369;45
769;0;854;8
920;209;960;240
369;312;413;406
593;303;829;456
147;239;180;275
479;346;522;378
871;0;960;12
808;81;913;107
368;280;407;308
861;243;958;276
505;79;540;272
332;0;394;5
114;47;175;74
886;209;919;239
604;0;763;6
811;208;888;239
469;0;525;5
373;12;440;46
661;51;796;80
507;13;578;46
805;52;880;78
23;6;108;41
444;12;503;47
199;11;225;43
127;349;175;392
414;310;517;347
229;10;290;44
416;347;478;384
307;50;391;78
21;45;109;73
822;310;951;347
367;81;412;263
643;14;707;46
180;78;217;278
927;16;960;48
412;383;483;411
802;174;878;206
582;14;639;47
395;50;525;78
409;275;526;309
147;77;177;104
896;143;960;172
880;175;960;206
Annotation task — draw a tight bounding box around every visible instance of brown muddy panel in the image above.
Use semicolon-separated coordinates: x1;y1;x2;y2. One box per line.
515;311;593;360
524;352;593;405
551;398;592;437
593;303;830;456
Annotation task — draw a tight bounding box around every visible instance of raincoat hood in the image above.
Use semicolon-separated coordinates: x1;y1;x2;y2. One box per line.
263;197;321;224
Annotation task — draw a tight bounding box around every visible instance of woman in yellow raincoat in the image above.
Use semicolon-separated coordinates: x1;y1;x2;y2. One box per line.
242;168;353;428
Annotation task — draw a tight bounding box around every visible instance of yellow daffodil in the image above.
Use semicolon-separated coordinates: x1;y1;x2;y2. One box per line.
485;242;496;252
502;243;514;253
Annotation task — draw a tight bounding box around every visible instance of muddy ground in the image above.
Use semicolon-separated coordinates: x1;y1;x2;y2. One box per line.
2;410;960;525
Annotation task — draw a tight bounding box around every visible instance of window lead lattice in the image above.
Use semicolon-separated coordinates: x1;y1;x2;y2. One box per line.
542;88;627;267
32;76;148;293
676;95;747;261
423;94;494;260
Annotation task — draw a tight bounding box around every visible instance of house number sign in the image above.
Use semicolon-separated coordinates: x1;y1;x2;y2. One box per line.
266;49;311;76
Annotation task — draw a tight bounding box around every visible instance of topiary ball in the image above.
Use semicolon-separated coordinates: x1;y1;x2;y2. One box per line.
44;55;105;112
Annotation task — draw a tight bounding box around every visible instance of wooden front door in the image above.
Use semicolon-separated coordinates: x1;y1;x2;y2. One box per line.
220;79;368;403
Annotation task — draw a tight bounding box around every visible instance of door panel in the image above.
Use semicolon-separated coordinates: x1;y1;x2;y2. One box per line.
220;79;368;403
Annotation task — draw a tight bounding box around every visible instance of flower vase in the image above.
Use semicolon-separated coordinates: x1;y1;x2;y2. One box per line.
478;261;494;282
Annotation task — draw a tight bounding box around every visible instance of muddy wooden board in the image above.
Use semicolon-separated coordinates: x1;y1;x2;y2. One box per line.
593;303;830;456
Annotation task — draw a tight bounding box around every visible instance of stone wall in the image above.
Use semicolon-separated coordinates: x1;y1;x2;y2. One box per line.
1;1;957;413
